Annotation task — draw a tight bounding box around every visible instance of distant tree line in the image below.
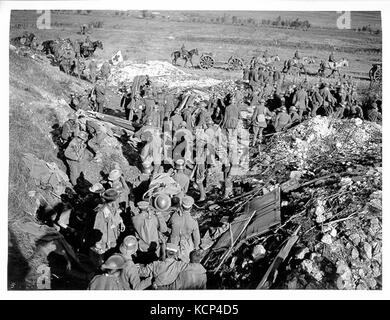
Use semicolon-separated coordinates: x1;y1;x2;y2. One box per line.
355;25;381;35
145;12;312;30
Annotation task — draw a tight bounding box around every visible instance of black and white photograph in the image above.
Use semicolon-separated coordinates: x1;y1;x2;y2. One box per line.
6;4;383;293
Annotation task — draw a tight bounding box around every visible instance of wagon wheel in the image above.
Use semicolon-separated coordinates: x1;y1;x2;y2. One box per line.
199;55;214;70
227;56;244;71
373;67;382;82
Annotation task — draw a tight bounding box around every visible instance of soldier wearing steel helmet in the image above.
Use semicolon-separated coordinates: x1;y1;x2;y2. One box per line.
119;236;152;290
88;254;127;290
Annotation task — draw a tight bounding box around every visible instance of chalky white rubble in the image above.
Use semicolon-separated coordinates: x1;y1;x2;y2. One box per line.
205;116;382;289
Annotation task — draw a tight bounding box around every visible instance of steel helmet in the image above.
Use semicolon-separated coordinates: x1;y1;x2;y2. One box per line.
101;254;126;270
153;193;171;212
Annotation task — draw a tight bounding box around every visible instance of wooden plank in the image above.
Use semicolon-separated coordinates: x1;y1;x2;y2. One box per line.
256;226;300;289
212;187;281;252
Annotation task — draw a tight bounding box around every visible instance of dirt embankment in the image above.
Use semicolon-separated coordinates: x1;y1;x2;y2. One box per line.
8;49;86;289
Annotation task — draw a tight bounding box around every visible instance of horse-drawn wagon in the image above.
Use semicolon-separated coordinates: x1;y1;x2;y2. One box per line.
198;53;244;71
369;63;382;83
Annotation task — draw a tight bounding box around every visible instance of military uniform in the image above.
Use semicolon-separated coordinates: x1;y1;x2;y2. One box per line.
131;202;168;255
172;262;207;290
64;134;88;185
94;82;106;113
292;88;308;118
169;197;200;262
251;102;272;145
89;60;98;83
93;201;123;255
274;109;291;132
138;257;188;289
88;254;126;290
309;87;323;117
173;160;190;196
100;61;111;81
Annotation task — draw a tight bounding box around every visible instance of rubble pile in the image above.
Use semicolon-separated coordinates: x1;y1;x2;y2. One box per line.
204;116;382;289
109;60;222;89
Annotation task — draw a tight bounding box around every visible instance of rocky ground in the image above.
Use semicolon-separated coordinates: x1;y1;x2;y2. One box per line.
8;44;382;290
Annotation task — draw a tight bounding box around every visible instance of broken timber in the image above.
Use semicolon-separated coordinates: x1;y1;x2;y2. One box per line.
256;225;301;289
211;187;281;271
85;111;135;132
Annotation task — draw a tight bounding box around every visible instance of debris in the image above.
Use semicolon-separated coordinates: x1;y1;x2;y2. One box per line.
321;234;333;245
257;226;301;289
295;247;310;260
212;187;281;253
252;244;266;260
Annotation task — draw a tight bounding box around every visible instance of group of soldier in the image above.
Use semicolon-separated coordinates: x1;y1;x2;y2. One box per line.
55;105;208;289
50;44;382;290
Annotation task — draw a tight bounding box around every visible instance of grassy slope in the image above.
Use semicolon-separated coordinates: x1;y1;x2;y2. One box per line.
8;50;85;289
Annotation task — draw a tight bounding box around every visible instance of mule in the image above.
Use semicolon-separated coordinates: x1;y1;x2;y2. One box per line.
80;40;103;58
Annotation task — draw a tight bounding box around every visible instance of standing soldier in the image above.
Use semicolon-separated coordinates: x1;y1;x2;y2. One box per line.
293;48;301;62
107;168;130;210
272;66;282;87
309;83;323;117
100;60;111;82
172;159;190;197
169;196;200;263
93;80;106;113
91;189;125;263
131;201;168;263
319;82;336;115
292;84;309;119
248;66;258;91
173;121;194;165
136;118;163;173
64;130;89;185
251;98;273;147
221;94;240;166
88;59;98;83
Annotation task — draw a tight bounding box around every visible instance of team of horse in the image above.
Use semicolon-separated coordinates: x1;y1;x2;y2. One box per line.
170;47;349;79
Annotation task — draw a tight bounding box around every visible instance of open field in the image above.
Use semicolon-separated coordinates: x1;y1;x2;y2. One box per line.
10;10;382;85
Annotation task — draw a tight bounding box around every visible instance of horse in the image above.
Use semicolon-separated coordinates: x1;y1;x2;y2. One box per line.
323;58;349;78
41;40;56;55
80;40;103;58
171;48;199;67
